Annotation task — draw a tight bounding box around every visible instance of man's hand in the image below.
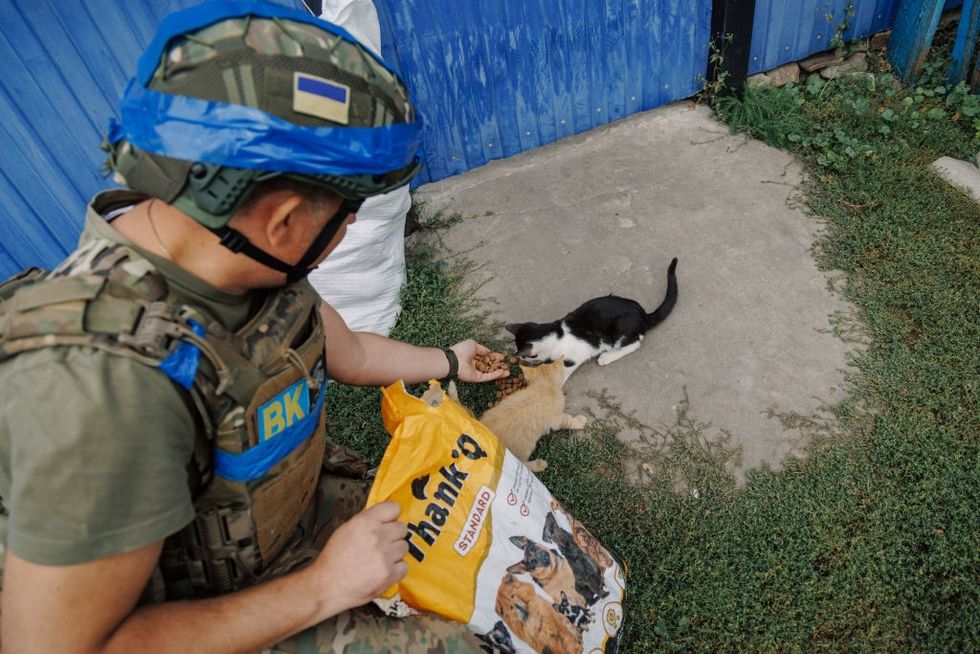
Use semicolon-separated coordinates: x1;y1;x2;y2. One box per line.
450;340;509;383
308;502;409;612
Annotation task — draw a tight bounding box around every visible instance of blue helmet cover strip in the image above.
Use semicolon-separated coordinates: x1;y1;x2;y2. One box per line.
110;0;422;177
109;85;421;176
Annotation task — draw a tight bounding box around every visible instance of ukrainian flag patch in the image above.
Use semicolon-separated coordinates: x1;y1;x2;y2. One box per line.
293;72;350;124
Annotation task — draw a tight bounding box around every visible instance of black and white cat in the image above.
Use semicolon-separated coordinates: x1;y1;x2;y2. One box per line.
506;258;678;381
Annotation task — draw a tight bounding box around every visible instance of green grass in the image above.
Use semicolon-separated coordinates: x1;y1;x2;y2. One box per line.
327;45;979;652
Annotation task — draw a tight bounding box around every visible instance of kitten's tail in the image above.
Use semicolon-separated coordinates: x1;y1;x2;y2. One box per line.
645;258;678;330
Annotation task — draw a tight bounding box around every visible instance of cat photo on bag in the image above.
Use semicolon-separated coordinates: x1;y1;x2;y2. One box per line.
506;258;678;382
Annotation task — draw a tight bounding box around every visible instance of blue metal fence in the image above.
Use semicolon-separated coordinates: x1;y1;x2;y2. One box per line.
0;0;300;279
375;0;712;183
0;0;968;278
0;1;180;275
750;0;962;74
0;0;712;277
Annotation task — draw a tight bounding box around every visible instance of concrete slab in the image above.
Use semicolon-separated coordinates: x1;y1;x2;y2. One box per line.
932;156;980;203
415;102;857;478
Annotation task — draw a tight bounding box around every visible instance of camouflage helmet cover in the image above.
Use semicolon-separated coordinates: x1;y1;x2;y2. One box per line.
107;0;421;228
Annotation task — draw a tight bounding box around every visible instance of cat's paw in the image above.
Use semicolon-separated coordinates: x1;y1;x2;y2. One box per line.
597;352;616;366
526;459;548;473
560;414;587;430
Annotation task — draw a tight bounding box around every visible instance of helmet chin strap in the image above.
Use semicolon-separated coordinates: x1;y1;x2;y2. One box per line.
214;199;361;284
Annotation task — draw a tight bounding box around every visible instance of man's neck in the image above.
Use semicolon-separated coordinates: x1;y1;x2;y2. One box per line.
111;200;257;294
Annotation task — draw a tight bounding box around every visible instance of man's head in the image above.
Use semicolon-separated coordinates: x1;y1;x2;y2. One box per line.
106;1;420;283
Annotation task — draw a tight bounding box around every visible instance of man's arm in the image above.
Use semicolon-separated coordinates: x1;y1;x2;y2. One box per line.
320;301;508;386
1;503;408;654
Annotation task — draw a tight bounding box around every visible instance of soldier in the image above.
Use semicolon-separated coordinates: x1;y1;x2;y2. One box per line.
0;2;505;652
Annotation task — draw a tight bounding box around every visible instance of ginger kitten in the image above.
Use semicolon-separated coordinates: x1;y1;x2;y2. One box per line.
479;357;587;472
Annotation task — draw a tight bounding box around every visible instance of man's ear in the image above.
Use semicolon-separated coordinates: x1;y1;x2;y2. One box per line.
261;191;306;249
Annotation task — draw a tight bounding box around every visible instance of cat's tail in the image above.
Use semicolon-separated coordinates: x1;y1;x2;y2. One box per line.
645;257;678;330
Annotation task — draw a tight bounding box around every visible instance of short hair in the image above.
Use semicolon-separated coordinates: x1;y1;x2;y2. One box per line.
236;176;341;217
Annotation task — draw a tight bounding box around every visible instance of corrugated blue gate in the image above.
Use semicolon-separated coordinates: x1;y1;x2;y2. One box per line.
375;0;713;183
0;0;307;279
0;0;712;278
0;0;206;278
750;0;963;74
0;0;965;278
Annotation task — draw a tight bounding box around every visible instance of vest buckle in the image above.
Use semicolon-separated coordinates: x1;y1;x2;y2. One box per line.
119;300;183;352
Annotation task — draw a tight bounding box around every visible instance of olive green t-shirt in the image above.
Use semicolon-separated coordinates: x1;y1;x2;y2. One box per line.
0;191;260;566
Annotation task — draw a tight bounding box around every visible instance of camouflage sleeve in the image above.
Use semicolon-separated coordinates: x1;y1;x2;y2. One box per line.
0;347;196;565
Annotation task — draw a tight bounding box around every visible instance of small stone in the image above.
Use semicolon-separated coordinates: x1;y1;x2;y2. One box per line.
800;50;844;72
765;62;801;87
820;52;868;79
932;156;980;203
748;73;771;87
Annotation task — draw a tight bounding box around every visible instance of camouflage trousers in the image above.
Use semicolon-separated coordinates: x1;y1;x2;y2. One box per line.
265;604;484;654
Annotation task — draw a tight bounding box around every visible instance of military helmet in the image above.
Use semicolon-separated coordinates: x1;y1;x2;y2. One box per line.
106;0;422;230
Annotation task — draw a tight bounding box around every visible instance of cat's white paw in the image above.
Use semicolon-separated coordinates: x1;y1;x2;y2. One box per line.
569;415;587;429
598;341;642;366
526;459;548;473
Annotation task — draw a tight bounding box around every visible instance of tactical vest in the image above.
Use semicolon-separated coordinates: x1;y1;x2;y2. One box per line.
0;237;330;599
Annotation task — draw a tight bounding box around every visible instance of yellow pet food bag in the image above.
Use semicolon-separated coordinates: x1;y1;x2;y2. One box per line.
366;381;627;654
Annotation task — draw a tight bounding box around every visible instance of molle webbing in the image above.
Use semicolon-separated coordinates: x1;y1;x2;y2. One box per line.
1;242;186;365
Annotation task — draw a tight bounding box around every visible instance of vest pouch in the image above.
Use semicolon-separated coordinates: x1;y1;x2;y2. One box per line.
158;347;328;598
216;342;328;567
206;423;325;569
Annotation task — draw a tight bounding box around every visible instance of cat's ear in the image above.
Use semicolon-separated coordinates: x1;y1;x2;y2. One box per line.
504;323;523;336
510;535;529;549
507;561;527;574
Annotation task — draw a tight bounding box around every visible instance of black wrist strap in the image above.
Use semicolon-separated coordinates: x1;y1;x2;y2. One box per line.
442;348;459;381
